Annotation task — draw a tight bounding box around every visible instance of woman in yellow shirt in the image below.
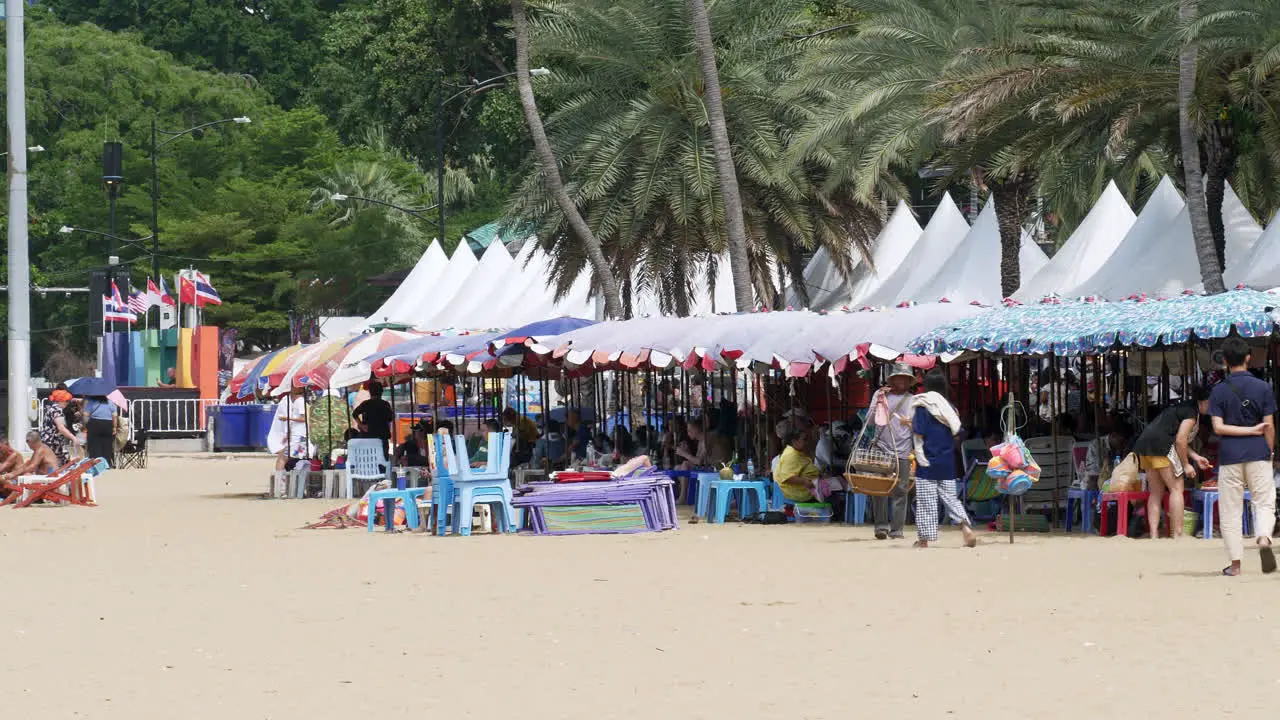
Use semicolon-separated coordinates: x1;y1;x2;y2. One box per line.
775;422;845;520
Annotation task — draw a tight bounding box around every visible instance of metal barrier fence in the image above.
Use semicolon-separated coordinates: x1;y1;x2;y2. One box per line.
129;398;219;436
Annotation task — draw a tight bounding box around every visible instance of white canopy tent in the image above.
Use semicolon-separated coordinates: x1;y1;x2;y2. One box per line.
1225;209;1280;289
788;200;924;311
420;241;513;329
858;193;971;307
361;239;447;329
1072;180;1260;298
1013;180;1136;301
909;199;1049;305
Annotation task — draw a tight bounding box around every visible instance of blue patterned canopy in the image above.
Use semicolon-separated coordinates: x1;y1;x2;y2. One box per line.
908;289;1280;355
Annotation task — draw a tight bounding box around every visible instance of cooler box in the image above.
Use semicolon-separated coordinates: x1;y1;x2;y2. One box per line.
212;405;251;451
250;404;276;449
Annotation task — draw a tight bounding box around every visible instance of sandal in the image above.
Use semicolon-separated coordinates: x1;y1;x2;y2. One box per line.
874;529;888;540
1222;566;1241;577
912;540;929;548
1260;542;1276;574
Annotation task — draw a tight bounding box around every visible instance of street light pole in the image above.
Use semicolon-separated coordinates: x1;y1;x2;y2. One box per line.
6;0;31;447
437;68;446;250
149;115;250;320
150;118;160;297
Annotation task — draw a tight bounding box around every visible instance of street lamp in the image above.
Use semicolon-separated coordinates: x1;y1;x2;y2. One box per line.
59;225;154;246
329;193;439;222
149;116;250;296
0;144;43;157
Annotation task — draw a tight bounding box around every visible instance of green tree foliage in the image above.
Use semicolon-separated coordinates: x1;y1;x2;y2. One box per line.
507;0;882;315
1;12;437;359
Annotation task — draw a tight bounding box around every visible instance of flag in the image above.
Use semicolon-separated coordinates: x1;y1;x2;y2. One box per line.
109;281;137;324
146;278;163;307
158;276;176;307
103;295;132;323
128;287;150;314
193;270;222;307
178;271;197;305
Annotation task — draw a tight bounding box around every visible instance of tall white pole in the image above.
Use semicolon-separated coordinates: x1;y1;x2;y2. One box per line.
6;0;31;448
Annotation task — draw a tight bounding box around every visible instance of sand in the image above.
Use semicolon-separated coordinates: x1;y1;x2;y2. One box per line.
2;455;1277;719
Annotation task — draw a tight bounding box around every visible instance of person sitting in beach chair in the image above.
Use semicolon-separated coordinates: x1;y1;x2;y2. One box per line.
21;431;61;477
1;432;62;502
0;435;24;484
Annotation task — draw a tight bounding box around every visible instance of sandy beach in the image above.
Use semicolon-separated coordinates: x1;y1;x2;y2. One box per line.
3;456;1276;719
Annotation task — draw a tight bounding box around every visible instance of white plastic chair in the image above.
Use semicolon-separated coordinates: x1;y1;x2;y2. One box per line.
345;438;391;499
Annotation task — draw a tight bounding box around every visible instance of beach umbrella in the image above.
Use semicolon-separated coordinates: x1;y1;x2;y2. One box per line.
238;344;310;398
67;377;130;411
487;317;598;353
67;376;117;398
303;329;421;390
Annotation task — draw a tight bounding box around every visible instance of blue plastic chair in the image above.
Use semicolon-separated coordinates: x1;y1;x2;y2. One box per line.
448;433;517;535
707;479;769;523
1194;488;1253;540
694;471;720;518
367;487;428;532
843;491;869;524
432;433;459;536
1065;488;1100;533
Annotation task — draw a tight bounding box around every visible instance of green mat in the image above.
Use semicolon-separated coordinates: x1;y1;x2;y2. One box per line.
995;513;1051;532
541;504;648;533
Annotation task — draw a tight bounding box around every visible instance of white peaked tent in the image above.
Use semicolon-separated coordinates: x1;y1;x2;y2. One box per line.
1073;180;1260;298
370;242;476;329
842;200;925;308
785;246;842;310
1013;181;1136;301
910;199;1049;305
858;193;970;307
447;240;543;329
362;239;448;329
787;200;925;311
421;241;513;329
1224;208;1280;289
1070;176;1184;298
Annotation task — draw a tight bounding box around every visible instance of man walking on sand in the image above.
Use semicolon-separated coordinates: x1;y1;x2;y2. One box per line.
1208;337;1276;576
870;364;916;540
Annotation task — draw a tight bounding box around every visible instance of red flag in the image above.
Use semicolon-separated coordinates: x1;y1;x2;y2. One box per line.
178;272;197;305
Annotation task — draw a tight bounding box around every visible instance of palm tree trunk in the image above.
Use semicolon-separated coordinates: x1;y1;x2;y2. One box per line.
686;0;754;312
1204;116;1235;270
511;0;624;319
988;172;1034;299
1179;0;1225;294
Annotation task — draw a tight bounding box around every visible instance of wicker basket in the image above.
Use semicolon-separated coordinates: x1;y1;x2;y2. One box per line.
845;470;901;496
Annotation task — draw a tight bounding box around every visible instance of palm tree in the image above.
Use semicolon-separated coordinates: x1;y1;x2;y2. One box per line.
510;0;625;319
1178;0;1224;292
792;0;1041;299
506;0;880;315
685;0;754;312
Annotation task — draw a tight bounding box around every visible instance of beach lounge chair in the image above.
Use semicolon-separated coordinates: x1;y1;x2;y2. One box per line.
12;458;108;508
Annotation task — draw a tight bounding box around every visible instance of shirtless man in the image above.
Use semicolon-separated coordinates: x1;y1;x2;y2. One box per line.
0;436;23;484
21;431;60;476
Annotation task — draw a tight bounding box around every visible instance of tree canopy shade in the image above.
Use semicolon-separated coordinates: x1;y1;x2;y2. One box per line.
506;0;881;316
0;12;442;358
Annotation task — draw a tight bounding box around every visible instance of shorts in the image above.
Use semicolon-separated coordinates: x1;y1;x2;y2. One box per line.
1139;455;1171;471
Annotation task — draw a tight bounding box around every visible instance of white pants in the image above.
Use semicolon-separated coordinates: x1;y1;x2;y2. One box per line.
1218;461;1276;562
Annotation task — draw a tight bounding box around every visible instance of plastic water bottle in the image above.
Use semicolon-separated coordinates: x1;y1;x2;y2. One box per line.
746;458;756;478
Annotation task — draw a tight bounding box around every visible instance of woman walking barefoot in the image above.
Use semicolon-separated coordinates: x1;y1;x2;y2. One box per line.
912;370;977;548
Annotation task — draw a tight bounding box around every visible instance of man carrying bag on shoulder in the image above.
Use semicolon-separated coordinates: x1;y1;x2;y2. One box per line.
1208;337;1277;576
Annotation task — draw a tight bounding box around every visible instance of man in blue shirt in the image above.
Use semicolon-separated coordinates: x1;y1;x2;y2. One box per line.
1207;337;1276;576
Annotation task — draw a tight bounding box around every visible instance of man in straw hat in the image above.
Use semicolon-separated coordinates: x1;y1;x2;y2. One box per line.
869;363;917;539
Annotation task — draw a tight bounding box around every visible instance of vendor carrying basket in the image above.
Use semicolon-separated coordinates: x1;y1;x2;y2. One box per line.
843;402;911;497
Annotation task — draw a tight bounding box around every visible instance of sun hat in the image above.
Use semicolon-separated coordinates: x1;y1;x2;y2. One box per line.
887;363;916;381
49;389;72;402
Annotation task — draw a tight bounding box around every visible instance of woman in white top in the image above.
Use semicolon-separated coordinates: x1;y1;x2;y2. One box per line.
267;390;310;470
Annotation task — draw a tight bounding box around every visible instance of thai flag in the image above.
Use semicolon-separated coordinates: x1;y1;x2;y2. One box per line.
158;276;176;307
104;282;136;324
127;287;150;314
194;270;222;307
